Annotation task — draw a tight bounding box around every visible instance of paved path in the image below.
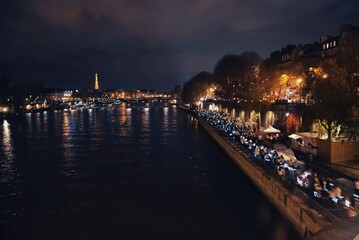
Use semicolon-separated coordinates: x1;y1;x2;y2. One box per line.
308;215;359;240
329;161;359;178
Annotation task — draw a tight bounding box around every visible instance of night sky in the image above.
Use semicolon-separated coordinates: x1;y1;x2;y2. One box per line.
1;0;358;91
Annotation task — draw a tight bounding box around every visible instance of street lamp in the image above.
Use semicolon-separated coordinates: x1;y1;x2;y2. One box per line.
278;74;289;100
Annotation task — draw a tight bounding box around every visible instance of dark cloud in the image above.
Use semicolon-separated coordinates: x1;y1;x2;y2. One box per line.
0;0;358;90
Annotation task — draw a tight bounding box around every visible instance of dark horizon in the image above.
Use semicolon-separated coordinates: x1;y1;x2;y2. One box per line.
1;0;358;91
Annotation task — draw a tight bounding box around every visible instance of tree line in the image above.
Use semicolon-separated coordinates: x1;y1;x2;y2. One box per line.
172;36;359;140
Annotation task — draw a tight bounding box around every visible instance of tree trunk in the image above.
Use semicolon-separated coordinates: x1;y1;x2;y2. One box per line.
327;120;332;141
320;119;332;141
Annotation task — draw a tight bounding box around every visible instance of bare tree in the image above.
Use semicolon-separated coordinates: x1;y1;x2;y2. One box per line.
214;52;262;101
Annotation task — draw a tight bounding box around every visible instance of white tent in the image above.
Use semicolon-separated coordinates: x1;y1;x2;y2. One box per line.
277;149;297;161
288;134;302;140
274;144;300;163
263;125;281;134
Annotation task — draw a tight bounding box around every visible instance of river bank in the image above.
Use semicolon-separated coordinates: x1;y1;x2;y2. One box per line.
179;106;359;239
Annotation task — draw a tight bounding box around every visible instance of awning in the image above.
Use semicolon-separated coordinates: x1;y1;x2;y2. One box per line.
288;134;302;140
263;125;281;134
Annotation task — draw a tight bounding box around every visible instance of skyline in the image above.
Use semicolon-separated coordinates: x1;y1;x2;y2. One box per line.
1;0;359;91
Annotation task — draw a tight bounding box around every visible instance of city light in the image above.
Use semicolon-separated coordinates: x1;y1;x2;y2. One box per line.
0;107;8;113
296;78;302;85
1;1;358;239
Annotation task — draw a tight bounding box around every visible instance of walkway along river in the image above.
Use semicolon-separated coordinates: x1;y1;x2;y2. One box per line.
179;106;359;239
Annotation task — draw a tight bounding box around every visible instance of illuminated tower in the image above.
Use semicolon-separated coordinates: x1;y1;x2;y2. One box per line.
94;72;99;90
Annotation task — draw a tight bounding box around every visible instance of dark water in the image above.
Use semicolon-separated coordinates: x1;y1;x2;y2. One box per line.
0;104;301;240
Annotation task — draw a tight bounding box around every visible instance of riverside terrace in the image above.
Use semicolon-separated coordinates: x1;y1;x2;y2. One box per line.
197;109;359;220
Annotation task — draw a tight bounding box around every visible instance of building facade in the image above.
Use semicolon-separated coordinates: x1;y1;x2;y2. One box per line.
265;24;359;102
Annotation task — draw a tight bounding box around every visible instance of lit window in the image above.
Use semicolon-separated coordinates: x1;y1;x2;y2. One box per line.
323;44;326;50
333;41;336;47
326;43;329;49
329;42;332;48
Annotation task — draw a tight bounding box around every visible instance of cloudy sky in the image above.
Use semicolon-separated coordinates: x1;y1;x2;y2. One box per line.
0;0;358;91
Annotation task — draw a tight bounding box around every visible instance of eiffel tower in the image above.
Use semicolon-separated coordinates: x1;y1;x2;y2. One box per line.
94;72;99;90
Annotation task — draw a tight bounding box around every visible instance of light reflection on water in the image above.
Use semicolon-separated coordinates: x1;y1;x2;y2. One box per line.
0;105;299;240
125;105;132;134
162;106;172;142
139;108;150;145
62;112;76;169
2;120;14;160
0;120;16;184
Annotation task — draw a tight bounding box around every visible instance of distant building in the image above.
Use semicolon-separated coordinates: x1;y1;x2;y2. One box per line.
43;92;64;101
267;24;359;69
264;24;359;101
320;35;338;58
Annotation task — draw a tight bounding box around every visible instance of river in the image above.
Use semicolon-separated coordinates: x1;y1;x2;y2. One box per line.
0;103;300;240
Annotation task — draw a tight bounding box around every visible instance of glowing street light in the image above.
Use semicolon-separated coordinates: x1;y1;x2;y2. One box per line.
280;74;288;85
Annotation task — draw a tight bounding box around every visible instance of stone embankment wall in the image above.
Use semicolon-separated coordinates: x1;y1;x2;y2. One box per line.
196;117;338;238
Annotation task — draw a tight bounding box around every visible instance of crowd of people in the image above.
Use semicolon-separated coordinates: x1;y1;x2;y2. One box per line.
197;109;359;218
